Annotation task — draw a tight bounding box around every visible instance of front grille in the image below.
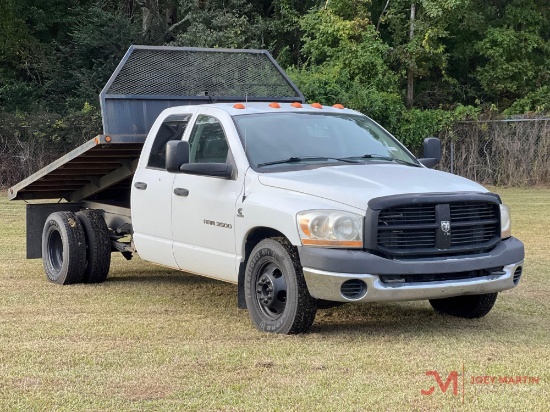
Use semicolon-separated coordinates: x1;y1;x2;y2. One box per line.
378;228;435;249
372;197;500;258
450;203;496;222
451;224;496;245
378;206;436;225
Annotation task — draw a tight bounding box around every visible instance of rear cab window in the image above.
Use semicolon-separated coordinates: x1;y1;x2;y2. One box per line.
147;114;192;169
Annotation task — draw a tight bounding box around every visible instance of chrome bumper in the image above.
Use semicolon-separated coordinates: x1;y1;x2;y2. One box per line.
303;261;524;303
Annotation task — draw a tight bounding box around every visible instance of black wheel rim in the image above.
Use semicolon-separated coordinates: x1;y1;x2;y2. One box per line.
254;259;287;320
47;229;63;274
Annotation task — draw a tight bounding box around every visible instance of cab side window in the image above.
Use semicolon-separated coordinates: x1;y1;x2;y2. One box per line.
147;115;191;169
188;115;230;163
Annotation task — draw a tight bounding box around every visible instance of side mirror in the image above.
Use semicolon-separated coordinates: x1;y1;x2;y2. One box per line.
166;140;190;173
418;137;441;168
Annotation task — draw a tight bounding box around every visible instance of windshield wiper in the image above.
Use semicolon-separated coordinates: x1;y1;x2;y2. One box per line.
343;154;421;167
257;156;360;167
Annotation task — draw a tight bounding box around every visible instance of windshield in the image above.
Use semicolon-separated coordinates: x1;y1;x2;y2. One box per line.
233;112;419;170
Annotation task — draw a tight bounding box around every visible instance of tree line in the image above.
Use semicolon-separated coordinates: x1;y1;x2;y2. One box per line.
1;0;549;185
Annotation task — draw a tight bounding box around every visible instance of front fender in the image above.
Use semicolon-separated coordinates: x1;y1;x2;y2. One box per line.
234;185;364;262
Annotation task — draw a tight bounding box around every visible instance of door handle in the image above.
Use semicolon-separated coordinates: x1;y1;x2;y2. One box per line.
174;187;189;197
134;182;147;190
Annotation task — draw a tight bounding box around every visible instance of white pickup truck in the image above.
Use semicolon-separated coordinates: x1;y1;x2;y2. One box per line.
9;46;524;334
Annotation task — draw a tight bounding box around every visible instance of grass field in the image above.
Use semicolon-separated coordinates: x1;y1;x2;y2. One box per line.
0;188;548;411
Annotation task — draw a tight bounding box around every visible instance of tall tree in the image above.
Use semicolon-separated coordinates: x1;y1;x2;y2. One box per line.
474;0;550;109
291;0;404;128
376;0;471;108
170;0;264;48
0;1;142;112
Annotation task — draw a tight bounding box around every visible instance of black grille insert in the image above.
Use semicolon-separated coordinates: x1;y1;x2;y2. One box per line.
374;200;500;258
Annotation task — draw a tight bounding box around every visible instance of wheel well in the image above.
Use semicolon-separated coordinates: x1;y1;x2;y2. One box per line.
237;227;286;309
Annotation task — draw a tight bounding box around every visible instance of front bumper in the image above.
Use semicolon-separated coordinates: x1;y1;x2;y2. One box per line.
298;237;524;303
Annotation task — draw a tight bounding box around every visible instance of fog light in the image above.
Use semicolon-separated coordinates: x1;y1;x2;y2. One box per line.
513;267;522;285
340;279;367;300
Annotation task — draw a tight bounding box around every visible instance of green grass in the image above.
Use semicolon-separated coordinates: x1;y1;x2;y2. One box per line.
0;188;549;411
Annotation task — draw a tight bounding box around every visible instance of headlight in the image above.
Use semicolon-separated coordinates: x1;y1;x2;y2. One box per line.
297;210;363;248
500;204;511;239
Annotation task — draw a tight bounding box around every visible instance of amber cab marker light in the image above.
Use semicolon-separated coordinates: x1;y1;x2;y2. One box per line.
333;104;345;109
290;102;303;108
94;137;99;144
233;103;246;109
269;102;281;109
105;135;112;143
311;103;323;109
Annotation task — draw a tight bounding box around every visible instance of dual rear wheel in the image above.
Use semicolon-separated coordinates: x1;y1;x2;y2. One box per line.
41;210;111;285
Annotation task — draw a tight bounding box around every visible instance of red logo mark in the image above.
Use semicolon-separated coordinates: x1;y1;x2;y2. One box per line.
421;370;459;396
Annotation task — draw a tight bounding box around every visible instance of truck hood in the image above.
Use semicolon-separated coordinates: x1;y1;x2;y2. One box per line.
258;164;487;210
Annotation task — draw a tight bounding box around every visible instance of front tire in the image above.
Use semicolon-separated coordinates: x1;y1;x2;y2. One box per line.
42;211;86;285
429;293;498;319
244;237;317;334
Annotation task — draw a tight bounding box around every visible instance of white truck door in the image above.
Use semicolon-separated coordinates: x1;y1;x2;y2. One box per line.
171;113;244;282
131;113;193;267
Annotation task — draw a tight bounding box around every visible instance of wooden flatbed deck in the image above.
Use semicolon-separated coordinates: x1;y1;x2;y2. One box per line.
8;134;145;202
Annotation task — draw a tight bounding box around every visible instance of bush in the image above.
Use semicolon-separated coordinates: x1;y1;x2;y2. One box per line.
397;105;480;152
0;103;102;187
290;64;480;153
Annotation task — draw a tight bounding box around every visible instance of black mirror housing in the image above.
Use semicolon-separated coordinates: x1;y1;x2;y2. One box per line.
166;140;190;173
418;137;441;168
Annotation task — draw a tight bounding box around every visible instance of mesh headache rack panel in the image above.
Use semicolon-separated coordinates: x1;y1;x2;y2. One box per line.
105;47;301;98
100;45;304;136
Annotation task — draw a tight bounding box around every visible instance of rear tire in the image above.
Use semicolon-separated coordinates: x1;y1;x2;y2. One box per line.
244;237;317;334
76;210;111;283
42;211;86;285
429;293;498;319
